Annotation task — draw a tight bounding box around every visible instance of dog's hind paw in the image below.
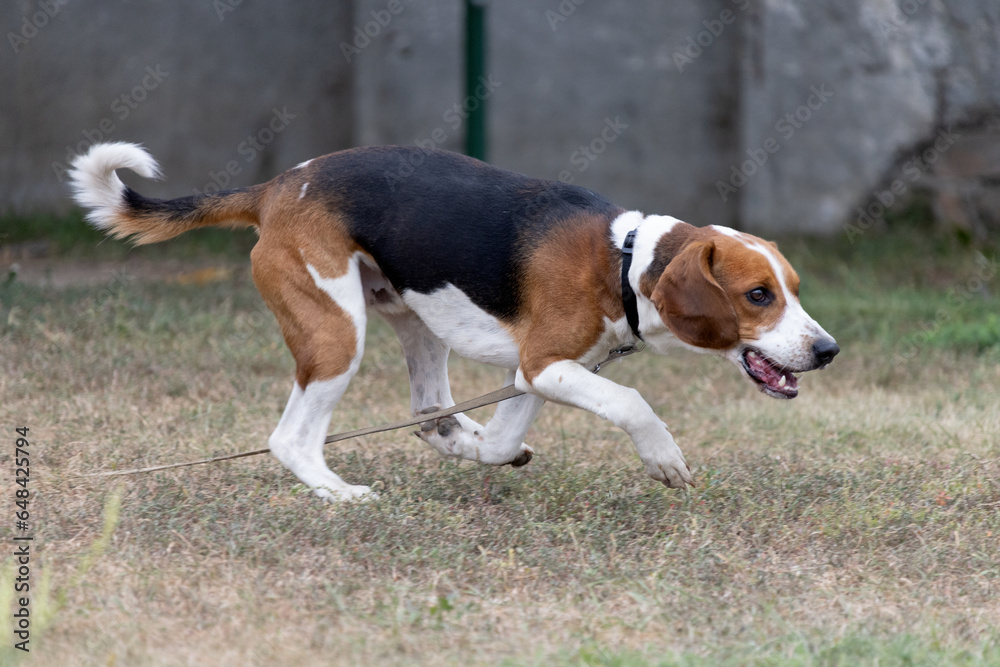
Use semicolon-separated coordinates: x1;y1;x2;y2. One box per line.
313;484;377;503
414;405;467;453
413;404;532;467
419;413;460;437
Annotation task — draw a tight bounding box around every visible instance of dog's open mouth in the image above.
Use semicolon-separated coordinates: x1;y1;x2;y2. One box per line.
741;348;798;399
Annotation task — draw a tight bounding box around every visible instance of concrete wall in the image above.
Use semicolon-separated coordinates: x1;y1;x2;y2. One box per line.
352;0;742;227
1;0;354;210
738;0;1000;235
3;0;999;235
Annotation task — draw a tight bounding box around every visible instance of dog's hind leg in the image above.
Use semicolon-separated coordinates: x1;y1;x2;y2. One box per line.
380;311;467;421
269;377;371;501
254;240;372;502
415;369;543;466
382;314;542;467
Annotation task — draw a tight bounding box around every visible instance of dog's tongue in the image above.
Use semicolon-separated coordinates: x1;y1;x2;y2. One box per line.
746;350;798;393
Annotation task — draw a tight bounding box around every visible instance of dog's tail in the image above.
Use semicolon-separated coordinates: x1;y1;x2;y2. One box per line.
69;142;264;245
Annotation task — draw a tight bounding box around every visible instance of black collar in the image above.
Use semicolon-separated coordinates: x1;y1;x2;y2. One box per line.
620;229;643;341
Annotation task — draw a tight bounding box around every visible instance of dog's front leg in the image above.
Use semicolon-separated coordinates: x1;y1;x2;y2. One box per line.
516;359;694;488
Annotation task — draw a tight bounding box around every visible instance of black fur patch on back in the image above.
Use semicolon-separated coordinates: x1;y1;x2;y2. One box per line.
308;146;622;321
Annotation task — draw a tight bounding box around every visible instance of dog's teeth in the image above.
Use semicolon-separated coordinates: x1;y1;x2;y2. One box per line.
778;376;786;387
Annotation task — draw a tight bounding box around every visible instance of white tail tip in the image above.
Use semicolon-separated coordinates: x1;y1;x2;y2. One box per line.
68;142;163;229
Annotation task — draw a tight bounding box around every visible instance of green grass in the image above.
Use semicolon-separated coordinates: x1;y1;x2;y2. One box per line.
1;210;258;259
1;223;999;665
773;221;1000;355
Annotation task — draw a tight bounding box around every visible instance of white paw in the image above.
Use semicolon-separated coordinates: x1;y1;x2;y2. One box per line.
412;405;533;466
643;447;693;489
313;484;377;503
414;406;467;457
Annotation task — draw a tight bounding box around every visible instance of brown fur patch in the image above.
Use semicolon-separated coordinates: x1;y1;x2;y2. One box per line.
113;184;267;245
642;225;801;346
638;221;705;298
710;234;790;340
252;191;363;387
515;212;623;382
649;241;740;349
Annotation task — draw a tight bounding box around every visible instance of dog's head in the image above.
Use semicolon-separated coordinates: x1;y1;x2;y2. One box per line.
639;221;838;399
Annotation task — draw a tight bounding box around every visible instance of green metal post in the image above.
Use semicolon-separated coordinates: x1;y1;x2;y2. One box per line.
464;0;487;161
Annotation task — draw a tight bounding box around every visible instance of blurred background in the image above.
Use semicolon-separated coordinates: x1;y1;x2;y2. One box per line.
2;0;1000;238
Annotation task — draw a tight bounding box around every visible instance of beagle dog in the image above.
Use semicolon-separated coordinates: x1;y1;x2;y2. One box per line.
70;143;839;501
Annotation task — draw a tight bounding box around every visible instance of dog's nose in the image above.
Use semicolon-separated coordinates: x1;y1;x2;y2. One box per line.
812;338;840;366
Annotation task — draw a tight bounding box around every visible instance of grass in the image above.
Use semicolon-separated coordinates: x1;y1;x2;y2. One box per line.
1;220;999;665
1;210;258;259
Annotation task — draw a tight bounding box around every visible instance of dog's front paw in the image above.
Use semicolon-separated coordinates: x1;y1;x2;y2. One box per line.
508;443;534;467
643;447;693;489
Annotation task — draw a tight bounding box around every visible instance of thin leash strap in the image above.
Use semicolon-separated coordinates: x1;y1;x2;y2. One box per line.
75;348;640;479
75;384;524;479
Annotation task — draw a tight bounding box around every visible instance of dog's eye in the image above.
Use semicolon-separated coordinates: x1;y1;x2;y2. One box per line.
746;288;772;305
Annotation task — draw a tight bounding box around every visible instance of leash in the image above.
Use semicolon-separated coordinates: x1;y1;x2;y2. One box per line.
76;345;642;479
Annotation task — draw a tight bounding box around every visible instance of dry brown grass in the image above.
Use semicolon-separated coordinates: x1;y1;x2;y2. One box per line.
2;231;999;665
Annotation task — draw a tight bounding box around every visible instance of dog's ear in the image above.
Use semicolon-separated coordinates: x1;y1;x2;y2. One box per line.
650;240;739;349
